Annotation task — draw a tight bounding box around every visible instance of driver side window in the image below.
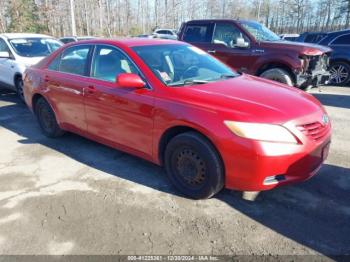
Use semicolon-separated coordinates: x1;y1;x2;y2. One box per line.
91;45;138;82
212;23;248;48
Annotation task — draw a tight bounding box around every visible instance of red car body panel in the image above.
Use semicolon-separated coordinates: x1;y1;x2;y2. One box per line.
24;39;331;191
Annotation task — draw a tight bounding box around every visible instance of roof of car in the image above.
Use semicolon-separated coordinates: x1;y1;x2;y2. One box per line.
69;38;182;47
155;29;176;31
184;19;252;24
327;29;350;35
1;33;54;39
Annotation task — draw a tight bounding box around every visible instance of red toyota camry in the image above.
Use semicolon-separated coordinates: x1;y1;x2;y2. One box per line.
23;39;331;199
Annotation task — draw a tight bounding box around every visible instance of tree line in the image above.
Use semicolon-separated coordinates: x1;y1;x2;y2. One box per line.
0;0;349;37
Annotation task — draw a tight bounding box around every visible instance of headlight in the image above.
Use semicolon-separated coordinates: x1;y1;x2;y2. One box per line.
224;121;298;144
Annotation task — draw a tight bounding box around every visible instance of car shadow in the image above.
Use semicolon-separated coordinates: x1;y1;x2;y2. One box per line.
0;90;349;256
312;92;350;109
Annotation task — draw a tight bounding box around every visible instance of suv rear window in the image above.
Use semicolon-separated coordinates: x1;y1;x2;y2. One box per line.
183;24;211;43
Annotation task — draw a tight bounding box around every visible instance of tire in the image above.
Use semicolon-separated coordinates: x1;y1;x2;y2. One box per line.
35;97;65;138
259;68;294;86
164;132;224;199
15;76;25;102
329;61;350;85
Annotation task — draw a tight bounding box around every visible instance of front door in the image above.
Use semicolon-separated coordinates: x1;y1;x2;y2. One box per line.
84;45;154;157
210;22;258;74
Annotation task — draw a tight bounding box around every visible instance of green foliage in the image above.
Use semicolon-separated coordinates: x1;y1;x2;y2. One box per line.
6;0;45;33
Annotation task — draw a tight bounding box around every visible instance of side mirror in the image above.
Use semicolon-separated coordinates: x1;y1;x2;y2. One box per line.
0;51;10;59
116;73;146;88
236;37;250;48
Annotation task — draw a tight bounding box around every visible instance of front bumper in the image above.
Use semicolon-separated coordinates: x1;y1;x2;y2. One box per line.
296;70;330;88
221;114;332;191
295;53;331;88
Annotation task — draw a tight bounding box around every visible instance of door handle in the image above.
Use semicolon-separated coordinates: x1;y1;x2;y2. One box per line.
86;85;97;95
207;50;216;54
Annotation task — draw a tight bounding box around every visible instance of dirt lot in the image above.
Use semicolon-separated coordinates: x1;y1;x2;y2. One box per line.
0;85;349;256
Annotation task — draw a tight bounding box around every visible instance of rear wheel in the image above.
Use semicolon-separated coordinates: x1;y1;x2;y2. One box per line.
164;132;224;199
259;68;294;86
35;97;65;138
329;62;350;85
15;76;24;102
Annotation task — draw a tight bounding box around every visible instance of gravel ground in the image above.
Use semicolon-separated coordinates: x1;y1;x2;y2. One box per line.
0;85;349;257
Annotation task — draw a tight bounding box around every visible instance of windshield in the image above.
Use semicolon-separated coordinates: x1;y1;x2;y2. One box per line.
132;44;237;86
239;21;280;42
9;38;62;57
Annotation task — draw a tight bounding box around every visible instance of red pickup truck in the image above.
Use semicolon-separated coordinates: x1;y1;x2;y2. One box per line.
178;19;332;89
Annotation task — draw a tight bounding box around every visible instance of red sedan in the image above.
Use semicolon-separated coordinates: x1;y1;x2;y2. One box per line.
23;39;331;199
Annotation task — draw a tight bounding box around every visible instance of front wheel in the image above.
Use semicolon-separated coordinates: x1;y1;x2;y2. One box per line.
259;68;294;86
164;132;224;199
329;62;350;85
35;98;65;138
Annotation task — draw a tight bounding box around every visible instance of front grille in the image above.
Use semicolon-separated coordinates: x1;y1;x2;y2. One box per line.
307;54;330;73
297;121;330;141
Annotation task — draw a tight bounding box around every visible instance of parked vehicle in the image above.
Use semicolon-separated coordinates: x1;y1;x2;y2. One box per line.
23;39;331;199
59;36;96;44
0;33;62;101
178;19;332;89
135;34;154;38
316;30;350;85
152;29;178;40
296;32;328;44
280;33;300;41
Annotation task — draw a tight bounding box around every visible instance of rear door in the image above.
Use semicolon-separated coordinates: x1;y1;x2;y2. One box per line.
181;22;216;54
44;44;93;132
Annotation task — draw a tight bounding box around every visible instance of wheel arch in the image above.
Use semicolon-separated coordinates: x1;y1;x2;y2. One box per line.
13;73;22;86
256;61;296;84
32;93;45;113
330;58;350;66
157;125;224;171
31;93;62;126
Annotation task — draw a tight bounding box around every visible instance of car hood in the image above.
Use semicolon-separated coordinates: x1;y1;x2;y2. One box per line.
18;56;45;67
261;40;332;55
173;74;324;124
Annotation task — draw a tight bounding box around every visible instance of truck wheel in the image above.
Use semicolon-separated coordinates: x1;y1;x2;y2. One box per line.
164;132;224;199
259;68;294;86
329;62;350;85
35;97;65;138
15;77;25;102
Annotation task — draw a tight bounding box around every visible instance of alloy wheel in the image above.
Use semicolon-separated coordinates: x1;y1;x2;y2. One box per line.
330;64;349;84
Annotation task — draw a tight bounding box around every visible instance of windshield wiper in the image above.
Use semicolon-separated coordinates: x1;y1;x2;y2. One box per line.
168;79;209;87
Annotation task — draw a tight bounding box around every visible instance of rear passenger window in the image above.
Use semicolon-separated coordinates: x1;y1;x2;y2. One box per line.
183;24;211;43
332;34;350;45
58;45;91;76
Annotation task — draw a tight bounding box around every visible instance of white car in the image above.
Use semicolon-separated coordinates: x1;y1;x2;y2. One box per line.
0;33;62;101
152;29;178;40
